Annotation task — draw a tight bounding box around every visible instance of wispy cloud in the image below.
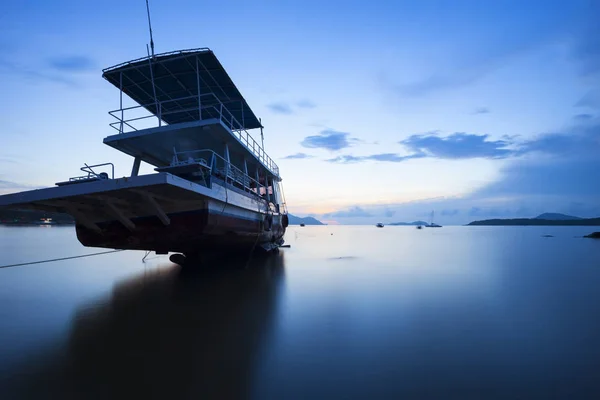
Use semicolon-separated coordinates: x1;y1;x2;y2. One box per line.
48;55;95;72
267;99;317;115
401;132;516;159
575;91;600;109
472;107;491;115
327;153;425;164
301;129;355;151
326;126;599;165
387;73;483;98
323;206;372;218
267;102;294;114
282;152;313;160
0;156;19;164
574;113;594;121
0;58;77;87
297;99;316;109
570;3;600;79
322;120;600;224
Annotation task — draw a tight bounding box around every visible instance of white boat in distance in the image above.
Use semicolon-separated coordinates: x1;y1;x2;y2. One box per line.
0;48;289;260
425;211;442;228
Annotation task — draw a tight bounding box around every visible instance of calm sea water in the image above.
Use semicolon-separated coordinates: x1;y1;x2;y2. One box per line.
0;225;599;399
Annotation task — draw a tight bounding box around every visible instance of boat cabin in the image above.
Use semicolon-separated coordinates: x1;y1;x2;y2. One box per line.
100;48;286;213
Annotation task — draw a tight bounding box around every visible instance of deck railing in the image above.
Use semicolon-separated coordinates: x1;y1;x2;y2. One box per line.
69;163;115;182
108;93;280;177
173;148;279;208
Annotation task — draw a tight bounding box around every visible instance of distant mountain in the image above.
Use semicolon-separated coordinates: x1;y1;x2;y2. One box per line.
388;220;428;226
287;214;325;225
468;217;600;226
534;213;582;220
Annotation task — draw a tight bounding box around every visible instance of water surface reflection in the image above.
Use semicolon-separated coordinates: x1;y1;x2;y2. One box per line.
8;253;285;399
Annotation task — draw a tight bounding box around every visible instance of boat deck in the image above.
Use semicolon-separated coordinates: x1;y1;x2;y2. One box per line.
0;173;265;231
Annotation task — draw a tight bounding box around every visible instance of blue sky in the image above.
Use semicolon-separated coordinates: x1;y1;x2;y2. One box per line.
1;0;599;224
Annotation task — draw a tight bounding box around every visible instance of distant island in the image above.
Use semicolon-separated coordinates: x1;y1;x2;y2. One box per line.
468;213;600;226
287;214;325;225
388;221;428;226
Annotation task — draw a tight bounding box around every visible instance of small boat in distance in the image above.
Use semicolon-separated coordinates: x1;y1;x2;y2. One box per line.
425;211;442;228
416;225;423;229
300;223;305;227
376;223;384;228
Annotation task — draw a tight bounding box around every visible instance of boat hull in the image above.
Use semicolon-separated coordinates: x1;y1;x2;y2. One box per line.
76;206;285;255
0;172;286;255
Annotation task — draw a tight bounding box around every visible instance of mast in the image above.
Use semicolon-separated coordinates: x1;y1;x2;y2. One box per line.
145;0;155;58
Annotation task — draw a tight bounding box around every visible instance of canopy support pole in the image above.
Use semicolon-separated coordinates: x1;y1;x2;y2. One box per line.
119;72;124;134
196;56;202;120
131;157;141;177
224;143;231;180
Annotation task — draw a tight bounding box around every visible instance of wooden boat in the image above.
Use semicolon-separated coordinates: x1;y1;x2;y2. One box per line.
0;49;288;262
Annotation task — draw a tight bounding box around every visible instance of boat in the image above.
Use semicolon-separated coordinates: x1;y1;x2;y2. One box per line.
376;223;384;228
0;48;288;263
416;225;422;229
300;223;305;227
425;211;442;228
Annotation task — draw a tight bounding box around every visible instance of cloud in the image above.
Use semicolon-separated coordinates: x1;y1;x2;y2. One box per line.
301;129;354;151
296;99;316;109
312;118;600;224
574;113;593;121
517;126;599;157
381;3;596;99
472;107;491;115
327;153;425;164
575;91;600;109
267;102;294;114
267;99;317;114
388;73;483;98
401;132;516;160
325;155;363;163
282;153;313;160
47;55;95;72
326;126;599;165
569;2;600;78
323;206;372;218
0;58;77;87
459;120;600;210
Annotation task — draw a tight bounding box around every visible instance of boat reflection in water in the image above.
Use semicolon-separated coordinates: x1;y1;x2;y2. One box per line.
7;253;286;399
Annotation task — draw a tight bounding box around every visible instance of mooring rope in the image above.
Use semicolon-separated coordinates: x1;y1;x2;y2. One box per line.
0;249;125;270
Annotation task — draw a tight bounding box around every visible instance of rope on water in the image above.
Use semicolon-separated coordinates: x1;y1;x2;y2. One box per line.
0;249;125;270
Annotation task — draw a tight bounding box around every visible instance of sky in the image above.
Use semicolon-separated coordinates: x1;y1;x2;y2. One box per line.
1;0;599;225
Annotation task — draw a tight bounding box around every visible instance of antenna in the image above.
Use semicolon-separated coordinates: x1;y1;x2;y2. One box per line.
259;118;265;149
145;0;155;57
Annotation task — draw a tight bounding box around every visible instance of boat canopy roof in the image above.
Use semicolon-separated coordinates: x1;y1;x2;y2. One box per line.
102;48;262;130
